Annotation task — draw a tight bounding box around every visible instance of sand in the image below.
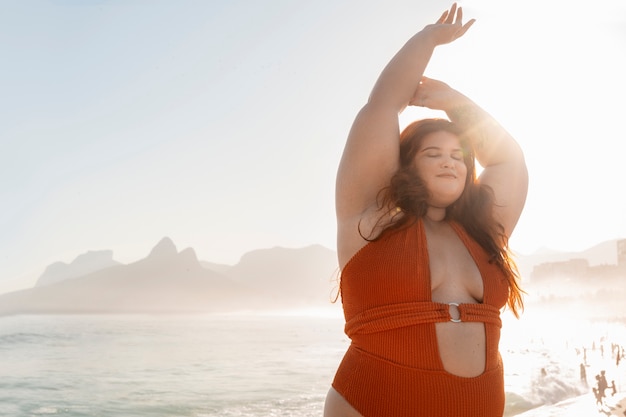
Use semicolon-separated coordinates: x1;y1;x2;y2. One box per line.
515;392;626;416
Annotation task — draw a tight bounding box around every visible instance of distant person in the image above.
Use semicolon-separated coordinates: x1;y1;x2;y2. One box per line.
324;4;528;417
593;387;603;406
580;363;587;384
611;380;617;397
599;370;609;397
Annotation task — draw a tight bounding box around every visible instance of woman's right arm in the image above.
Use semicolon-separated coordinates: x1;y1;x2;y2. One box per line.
335;4;474;266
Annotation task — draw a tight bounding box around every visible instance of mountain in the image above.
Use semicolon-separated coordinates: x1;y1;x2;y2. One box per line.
0;239;339;316
224;244;339;304
515;239;620;280
1;235;622;317
199;261;233;274
36;250;121;287
516;239;626;318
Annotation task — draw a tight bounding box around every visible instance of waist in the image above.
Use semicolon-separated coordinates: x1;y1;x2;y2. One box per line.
345;301;502;336
332;345;506;417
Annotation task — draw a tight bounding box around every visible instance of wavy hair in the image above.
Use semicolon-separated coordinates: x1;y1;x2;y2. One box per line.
368;118;524;317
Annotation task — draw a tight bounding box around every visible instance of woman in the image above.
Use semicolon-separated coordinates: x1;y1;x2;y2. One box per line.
325;4;528;417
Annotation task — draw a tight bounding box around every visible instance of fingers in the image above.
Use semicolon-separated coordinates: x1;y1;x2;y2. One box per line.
445;3;457;24
437;10;449;24
456;19;476;37
433;3;475;42
439;3;472;29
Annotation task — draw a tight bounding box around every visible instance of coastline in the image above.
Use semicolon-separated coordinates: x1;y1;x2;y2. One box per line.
515;392;626;416
500;311;626;417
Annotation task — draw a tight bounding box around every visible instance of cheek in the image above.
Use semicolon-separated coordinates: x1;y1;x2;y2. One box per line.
458;163;468;178
457;164;468;190
413;161;432;178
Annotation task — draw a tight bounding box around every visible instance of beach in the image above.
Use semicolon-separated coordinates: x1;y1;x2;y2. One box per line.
499;305;626;416
516;392;626;416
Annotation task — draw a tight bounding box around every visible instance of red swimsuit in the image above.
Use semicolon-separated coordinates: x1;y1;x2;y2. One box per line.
332;219;510;417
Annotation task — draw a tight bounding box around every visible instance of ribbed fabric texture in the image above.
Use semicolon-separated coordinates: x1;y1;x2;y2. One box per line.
332;218;510;417
345;301;502;335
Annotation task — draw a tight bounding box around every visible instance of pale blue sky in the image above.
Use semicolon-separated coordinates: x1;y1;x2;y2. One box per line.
2;0;625;294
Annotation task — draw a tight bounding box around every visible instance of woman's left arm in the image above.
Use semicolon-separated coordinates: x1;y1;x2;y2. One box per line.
413;77;529;238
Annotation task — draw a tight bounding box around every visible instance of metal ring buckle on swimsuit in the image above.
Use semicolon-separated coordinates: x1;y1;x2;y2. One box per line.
448;303;462;323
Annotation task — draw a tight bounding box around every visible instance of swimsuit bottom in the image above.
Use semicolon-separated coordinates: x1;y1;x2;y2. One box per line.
332;345;505;417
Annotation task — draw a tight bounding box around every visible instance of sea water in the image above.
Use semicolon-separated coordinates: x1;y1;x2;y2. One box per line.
500;308;626;415
0;309;624;417
0;311;345;417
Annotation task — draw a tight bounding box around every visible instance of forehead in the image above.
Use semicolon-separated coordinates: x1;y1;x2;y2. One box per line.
419;130;462;150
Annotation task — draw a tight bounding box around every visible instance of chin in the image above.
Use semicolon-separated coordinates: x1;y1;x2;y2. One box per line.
429;194;462;208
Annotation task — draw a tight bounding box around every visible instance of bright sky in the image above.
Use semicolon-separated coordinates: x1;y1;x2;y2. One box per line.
1;0;625;294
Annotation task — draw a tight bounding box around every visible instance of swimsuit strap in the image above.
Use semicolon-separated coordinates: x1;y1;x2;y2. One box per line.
345;301;502;336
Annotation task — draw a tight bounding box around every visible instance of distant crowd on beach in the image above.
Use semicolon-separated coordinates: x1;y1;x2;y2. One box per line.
577;338;625;411
577;341;625;369
590;369;616;406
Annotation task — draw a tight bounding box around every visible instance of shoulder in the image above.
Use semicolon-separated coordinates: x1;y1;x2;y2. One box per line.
336;207;405;269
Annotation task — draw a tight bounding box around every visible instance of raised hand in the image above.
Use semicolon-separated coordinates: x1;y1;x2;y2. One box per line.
422;3;475;46
409;76;468;111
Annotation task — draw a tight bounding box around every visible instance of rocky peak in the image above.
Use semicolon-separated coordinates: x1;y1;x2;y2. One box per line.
147;237;178;259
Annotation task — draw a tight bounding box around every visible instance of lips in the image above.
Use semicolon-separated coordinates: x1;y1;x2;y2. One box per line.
437;173;457;179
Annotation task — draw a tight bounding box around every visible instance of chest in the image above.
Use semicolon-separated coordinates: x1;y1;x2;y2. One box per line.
424;223;485;303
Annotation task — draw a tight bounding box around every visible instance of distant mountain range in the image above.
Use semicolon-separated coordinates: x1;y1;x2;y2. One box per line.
514;239;620;279
0;238;339;316
36;250;121;287
0;236;622;316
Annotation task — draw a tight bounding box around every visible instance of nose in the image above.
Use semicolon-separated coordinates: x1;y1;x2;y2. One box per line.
441;155;455;169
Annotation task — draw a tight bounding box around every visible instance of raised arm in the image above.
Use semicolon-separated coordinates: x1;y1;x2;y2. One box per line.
412;77;528;238
335;4;475;265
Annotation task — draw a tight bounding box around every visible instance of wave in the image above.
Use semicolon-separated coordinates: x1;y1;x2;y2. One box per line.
500;313;626;416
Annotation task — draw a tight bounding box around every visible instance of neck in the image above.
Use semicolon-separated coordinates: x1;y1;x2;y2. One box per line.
425;206;446;222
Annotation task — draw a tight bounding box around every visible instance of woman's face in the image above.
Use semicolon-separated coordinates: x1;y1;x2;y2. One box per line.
413;130;467;208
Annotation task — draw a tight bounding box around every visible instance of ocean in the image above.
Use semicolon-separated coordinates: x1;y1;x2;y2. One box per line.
1;308;624;417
